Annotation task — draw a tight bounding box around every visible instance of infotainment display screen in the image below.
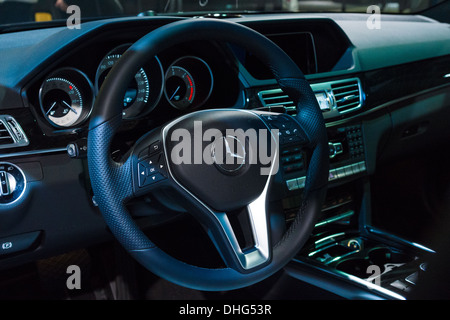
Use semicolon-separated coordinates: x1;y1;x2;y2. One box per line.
242;32;318;79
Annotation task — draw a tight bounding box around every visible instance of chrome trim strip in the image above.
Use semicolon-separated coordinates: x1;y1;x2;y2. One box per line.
325;250;360;265
366;226;436;253
0;147;67;159
326;82;450;128
315;210;354;228
286;161;366;191
314;232;346;246
290;258;406;300
411;242;435;253
308;243;341;258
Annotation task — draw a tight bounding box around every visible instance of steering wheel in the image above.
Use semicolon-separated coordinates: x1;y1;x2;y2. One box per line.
87;19;329;291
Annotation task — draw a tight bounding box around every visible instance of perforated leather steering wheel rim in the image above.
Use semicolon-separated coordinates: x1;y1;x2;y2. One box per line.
87;18;329;291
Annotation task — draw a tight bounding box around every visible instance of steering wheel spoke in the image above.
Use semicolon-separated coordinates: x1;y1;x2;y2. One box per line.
168;160;274;273
209;199;272;272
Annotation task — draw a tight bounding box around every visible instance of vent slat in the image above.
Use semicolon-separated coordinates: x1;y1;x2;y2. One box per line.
331;83;358;91
0;122;14;145
263;95;290;100
334;89;359;97
338;101;360;109
266;102;295;107
258;89;297;116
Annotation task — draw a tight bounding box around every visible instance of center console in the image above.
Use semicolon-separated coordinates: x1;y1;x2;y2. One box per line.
278;121;434;300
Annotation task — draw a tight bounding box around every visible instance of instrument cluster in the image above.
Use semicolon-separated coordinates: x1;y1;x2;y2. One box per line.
37;43;215;129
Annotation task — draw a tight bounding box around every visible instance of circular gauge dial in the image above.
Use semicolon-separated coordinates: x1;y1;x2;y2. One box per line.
164;56;213;111
164;66;196;110
41;78;82;127
96;44;163;119
39;68;93;128
97;54;149;114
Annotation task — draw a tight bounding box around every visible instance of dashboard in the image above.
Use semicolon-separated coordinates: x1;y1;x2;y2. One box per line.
0;12;450;299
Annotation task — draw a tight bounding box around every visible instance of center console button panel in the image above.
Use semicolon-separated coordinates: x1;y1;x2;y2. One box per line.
287;160;366;191
284;123;366;191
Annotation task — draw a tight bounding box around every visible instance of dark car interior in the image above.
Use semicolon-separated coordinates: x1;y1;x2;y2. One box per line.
0;0;449;301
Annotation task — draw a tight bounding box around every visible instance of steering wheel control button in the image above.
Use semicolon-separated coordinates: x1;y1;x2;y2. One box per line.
148;173;164;183
138;141;162;160
156;153;167;177
0;231;41;256
137;153;167;187
138;163;147;187
146;165;157;176
149;141;162;154
261;114;307;146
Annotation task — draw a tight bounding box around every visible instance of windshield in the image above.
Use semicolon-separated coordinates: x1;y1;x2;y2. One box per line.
0;0;447;27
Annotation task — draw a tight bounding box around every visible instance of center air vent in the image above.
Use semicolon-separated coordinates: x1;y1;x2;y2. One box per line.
257;89;296;115
331;79;362;113
256;78;363;118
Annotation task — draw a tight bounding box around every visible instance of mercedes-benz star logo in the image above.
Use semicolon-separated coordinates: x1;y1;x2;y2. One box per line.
211;135;246;174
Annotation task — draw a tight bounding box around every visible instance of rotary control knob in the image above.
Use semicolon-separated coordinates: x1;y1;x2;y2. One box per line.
0;163;26;205
328;142;337;158
328;142;343;159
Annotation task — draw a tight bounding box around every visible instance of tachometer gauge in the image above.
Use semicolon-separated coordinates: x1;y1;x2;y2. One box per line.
164;56;213;111
95;44;164;119
39;68;94;128
164;66;196;110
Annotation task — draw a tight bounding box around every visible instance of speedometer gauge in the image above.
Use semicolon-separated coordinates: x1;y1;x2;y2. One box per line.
39;68;94;128
95;44;164;119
